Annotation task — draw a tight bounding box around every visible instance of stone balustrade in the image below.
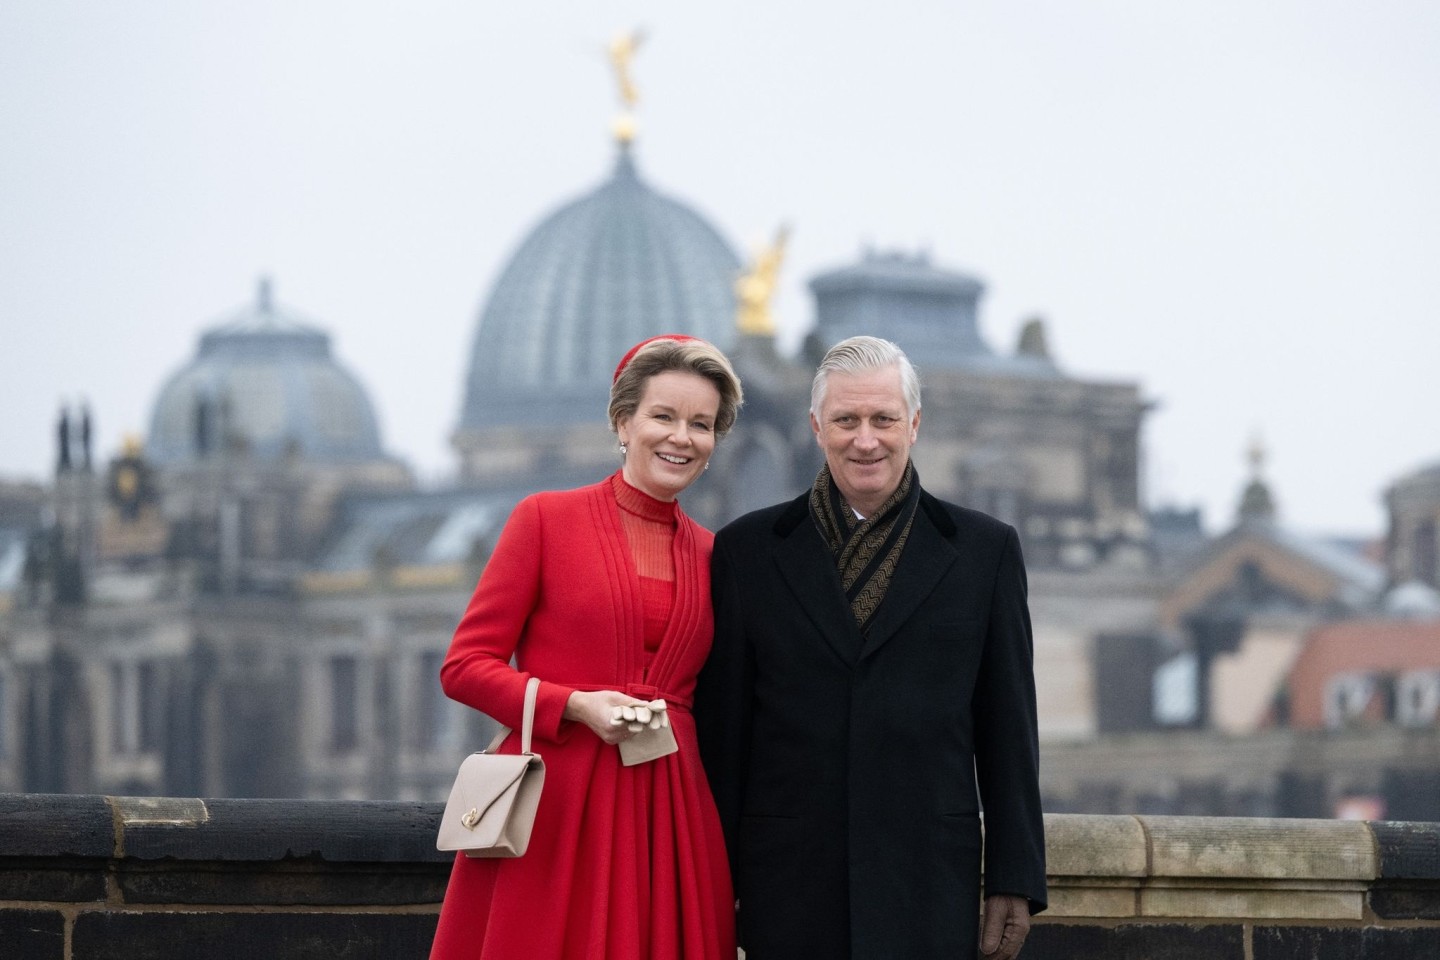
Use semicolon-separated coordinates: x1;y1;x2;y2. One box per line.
1;794;1436;958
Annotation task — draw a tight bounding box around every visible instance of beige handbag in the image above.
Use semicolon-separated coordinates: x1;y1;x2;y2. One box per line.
437;677;546;858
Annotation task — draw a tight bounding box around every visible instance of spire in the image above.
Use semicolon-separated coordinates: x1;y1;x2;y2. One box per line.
1237;435;1277;527
612;139;639;180
256;275;277;328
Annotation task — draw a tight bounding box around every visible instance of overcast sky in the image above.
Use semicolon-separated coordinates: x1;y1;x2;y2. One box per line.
3;1;1436;536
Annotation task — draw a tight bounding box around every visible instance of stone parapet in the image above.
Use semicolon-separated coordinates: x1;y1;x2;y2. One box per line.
1037;812;1440;958
1;795;1437;958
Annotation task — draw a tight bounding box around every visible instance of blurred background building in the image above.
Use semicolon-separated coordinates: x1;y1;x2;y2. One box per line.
2;52;1437;817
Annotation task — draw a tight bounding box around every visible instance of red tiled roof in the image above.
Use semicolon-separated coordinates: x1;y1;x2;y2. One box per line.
1287;619;1440;729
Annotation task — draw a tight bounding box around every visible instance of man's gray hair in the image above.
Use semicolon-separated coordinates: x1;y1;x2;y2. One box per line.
810;336;921;417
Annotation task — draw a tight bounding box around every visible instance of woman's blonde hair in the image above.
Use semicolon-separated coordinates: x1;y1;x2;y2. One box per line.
609;338;744;437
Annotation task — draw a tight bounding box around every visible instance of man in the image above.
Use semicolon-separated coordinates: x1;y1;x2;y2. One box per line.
696;336;1046;959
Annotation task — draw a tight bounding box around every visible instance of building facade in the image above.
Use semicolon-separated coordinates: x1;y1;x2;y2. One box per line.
5;95;1430;809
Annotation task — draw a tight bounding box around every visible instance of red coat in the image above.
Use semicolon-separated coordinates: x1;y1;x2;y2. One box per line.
430;475;735;960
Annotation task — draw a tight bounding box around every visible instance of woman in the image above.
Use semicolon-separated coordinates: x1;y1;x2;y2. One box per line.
430;335;742;960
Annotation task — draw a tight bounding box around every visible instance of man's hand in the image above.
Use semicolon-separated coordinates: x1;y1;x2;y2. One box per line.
979;893;1031;959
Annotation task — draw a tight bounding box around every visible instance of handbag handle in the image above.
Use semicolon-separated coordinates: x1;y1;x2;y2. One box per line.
482;676;541;756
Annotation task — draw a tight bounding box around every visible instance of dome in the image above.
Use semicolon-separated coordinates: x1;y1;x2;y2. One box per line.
1384;580;1440;618
458;147;741;431
147;281;386;465
808;250;1061;378
809;250;991;365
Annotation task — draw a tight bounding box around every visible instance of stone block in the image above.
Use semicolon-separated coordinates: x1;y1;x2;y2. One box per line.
71;911;440;960
1369;819;1440;879
1369;882;1440;921
1254;925;1440;960
1369;820;1440;919
1140;815;1375;881
115;861;450;906
1140;882;1365;920
1043;813;1146;877
117;798;449;864
0;857;108;902
0;909;66;959
1044;883;1138;918
0;793;115;857
1253;927;1359;960
1026;921;1244;959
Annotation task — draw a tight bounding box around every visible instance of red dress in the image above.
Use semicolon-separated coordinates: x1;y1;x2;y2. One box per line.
430;473;735;960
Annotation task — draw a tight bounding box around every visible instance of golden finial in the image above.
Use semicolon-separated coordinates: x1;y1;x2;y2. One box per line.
607;29;645;144
122;433;144;458
735;225;791;337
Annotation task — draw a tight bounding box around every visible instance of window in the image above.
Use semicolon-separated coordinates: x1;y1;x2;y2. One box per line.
413;650;440;750
111;662;139;755
1153;653;1198;726
111;661;165;756
413;650;457;752
329;656;359;753
139;662;164;751
1325;673;1377;729
1396;671;1440;727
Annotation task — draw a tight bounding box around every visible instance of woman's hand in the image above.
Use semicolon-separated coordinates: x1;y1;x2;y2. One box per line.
563;690;667;744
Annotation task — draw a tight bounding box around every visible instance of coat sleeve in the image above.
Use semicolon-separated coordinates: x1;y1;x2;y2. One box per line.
972;526;1048;912
694;531;753;879
439;495;576;743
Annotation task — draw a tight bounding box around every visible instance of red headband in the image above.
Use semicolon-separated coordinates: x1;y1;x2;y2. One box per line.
612;334;703;384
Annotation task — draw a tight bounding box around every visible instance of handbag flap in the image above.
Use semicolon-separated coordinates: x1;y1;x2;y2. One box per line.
453;752;534;823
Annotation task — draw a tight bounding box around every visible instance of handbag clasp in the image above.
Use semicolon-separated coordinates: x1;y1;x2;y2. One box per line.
461;808;481;829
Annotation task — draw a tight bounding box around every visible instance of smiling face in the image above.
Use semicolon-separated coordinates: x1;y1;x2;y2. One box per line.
810;364;920;517
617;370;722;501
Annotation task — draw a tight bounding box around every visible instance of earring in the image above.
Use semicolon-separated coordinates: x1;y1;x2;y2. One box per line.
704;462;710;471
619;441;628;457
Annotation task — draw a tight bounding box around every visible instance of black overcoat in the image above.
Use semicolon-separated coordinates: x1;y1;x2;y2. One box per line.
695;489;1047;959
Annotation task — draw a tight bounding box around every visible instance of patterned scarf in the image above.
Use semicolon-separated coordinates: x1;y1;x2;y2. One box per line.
809;459;921;634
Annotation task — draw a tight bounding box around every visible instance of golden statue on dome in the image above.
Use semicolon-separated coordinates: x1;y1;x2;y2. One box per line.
607;29;645;144
736;225;790;337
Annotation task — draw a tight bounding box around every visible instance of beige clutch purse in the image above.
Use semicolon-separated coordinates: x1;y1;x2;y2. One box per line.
618;722;679;766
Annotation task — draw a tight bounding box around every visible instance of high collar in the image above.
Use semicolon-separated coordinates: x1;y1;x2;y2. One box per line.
611;470;679;524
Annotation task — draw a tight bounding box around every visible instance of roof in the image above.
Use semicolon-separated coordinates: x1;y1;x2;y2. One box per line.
1266;527;1386;603
458;146;741;431
809;250;985;299
311;488;521;574
147;282;386;465
1160;522;1385;626
1286;618;1440;729
807;250;1061;378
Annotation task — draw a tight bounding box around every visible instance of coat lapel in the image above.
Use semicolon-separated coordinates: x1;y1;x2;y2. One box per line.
772;501;866;668
857;508;957;662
